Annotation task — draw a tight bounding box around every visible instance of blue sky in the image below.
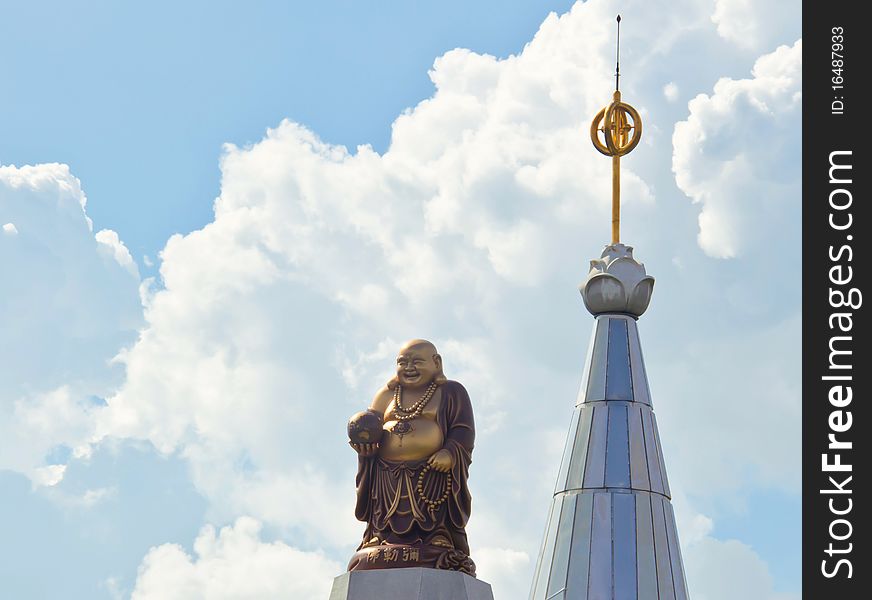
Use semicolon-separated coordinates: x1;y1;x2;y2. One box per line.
2;0;577;266
1;1;800;598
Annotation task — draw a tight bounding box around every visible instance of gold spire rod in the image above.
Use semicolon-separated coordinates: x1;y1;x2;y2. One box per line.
612;132;620;243
590;15;641;245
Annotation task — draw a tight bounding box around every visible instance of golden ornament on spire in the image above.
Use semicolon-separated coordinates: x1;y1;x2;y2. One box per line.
590;15;642;244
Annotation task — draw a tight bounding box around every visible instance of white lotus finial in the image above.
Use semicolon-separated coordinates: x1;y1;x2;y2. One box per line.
579;243;654;317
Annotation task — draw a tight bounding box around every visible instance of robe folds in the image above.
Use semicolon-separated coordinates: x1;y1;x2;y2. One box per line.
355;380;475;554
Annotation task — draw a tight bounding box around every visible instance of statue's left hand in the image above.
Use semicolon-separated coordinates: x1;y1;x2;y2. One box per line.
350;442;380;457
427;449;454;473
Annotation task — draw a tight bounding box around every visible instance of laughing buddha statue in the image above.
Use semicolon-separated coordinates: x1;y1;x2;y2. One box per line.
346;339;477;576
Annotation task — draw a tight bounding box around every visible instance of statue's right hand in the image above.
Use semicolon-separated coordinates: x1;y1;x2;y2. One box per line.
349;442;379;457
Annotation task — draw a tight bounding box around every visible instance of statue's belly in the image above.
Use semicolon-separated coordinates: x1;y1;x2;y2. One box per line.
379;417;444;462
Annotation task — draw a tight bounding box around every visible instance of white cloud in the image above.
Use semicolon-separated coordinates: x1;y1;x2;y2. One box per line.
712;0;800;52
96;228;140;278
664;82;680;102
0;163;142;479
32;463;67;487
131;517;341;600
98;0;678;552
672;39;801;258
10;386;99;481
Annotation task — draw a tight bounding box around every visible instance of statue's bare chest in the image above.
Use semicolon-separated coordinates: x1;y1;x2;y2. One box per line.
380;389;444;461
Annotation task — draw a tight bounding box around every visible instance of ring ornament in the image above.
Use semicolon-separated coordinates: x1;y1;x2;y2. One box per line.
590;99;642;157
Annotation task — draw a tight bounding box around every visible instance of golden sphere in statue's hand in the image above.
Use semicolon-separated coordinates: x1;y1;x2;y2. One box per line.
427;449;454;473
348;409;384;444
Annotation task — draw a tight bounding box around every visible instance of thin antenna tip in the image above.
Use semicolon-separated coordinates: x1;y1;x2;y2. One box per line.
616;15;621;22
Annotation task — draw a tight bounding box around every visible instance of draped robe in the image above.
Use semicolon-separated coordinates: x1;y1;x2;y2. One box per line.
355;380;475;554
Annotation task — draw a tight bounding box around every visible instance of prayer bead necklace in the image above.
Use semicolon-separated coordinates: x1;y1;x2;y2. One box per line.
393;381;438;421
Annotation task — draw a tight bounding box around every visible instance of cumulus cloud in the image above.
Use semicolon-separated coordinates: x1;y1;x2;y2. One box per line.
98;0;681;553
96;229;140;278
672;39;801;259
712;0;800;52
0;163;142;479
131;517;341;600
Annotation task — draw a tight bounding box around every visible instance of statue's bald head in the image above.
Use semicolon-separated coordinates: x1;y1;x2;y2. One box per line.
390;339;446;389
399;339;438;356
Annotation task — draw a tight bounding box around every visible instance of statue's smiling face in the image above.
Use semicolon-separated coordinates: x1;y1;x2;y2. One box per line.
396;344;441;388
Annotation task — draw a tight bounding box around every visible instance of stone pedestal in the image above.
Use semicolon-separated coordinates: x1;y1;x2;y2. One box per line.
329;568;494;600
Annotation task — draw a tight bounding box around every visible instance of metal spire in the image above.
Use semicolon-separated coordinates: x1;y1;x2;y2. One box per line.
529;17;689;600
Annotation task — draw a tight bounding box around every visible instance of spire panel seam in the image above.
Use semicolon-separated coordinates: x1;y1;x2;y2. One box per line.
651;413;671;499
